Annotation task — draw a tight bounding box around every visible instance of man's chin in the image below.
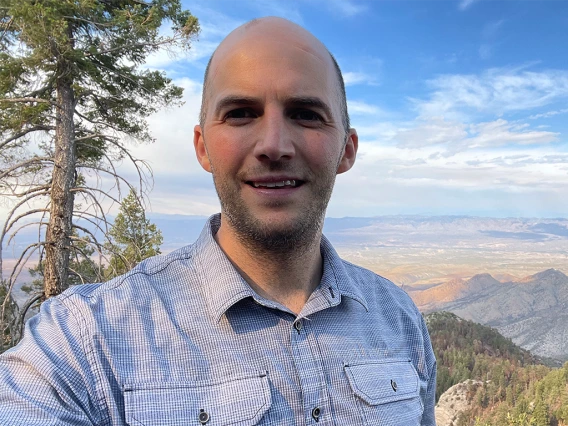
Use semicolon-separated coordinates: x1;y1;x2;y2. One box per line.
228;212;319;254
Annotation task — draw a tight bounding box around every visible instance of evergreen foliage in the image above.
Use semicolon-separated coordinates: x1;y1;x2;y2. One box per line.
427;312;568;426
104;188;162;278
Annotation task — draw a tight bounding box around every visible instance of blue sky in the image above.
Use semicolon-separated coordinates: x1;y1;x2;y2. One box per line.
123;0;568;218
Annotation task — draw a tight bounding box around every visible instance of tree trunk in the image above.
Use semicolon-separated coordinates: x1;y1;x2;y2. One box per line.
44;74;76;299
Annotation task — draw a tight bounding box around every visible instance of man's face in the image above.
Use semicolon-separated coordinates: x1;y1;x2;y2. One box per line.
194;25;357;251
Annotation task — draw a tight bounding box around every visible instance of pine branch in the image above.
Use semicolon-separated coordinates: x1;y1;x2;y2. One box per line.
0;97;59;108
84;37;178;58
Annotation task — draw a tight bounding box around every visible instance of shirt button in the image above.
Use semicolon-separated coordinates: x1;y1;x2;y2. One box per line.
312;406;321;422
198;409;210;424
294;320;302;333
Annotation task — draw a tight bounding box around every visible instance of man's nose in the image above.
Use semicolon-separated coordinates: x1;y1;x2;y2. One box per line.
252;110;295;162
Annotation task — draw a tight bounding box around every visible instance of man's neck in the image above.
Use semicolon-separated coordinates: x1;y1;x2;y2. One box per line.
214;218;323;315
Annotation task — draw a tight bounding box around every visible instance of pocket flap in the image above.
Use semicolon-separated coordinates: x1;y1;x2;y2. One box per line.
124;373;271;426
345;359;419;406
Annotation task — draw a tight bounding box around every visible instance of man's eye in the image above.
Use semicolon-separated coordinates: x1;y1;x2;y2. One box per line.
292;110;323;122
225;108;255;120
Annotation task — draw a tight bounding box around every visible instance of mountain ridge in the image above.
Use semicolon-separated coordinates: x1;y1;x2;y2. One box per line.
414;269;568;361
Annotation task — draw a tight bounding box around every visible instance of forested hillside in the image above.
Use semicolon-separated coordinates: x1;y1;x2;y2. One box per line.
426;312;568;425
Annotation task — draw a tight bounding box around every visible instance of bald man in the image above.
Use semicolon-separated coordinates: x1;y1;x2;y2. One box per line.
0;18;436;426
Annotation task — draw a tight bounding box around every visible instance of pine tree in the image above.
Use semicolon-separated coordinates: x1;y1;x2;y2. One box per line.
530;393;550;426
105;188;162;278
0;0;198;349
0;0;197;295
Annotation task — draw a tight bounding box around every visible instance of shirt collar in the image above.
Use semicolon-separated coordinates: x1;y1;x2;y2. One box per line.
193;214;369;323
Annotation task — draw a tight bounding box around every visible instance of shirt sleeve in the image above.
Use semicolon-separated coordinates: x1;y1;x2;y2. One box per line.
420;313;437;426
0;296;104;425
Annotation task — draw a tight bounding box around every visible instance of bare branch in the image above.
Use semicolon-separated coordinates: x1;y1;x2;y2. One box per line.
99;137;153;197
18;294;42;337
0;125;55;151
73;211;111;236
0;190;48;282
68;267;86;284
0;157;53;181
76;139;149;198
7;221;48;246
2;242;45;313
71;188;109;226
2;208;49;244
0;184;50;199
75;164;138;200
72;186;121;206
70;232;128;279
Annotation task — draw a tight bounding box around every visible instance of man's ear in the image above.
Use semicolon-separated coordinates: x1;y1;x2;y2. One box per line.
194;125;212;173
337;128;358;174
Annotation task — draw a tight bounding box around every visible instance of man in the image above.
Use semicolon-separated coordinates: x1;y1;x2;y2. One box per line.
0;17;436;425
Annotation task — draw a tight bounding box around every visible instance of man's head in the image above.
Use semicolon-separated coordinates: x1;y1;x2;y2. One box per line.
194;17;358;254
199;19;350;134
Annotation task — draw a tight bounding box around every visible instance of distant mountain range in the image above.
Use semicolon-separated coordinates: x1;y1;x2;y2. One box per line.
4;214;568;358
412;269;568;361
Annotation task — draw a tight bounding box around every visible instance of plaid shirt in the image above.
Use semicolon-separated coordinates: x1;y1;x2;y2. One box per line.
0;214;436;425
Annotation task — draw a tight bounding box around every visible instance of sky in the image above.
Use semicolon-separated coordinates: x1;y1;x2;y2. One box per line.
126;0;568;219
8;0;568;221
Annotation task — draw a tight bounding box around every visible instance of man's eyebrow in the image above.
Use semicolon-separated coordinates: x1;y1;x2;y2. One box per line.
285;97;333;119
213;96;260;115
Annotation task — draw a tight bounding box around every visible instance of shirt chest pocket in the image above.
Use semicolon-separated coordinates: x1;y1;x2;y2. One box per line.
345;359;424;426
124;373;272;426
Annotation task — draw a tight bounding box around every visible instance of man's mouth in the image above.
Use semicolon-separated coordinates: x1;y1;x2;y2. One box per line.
246;180;304;189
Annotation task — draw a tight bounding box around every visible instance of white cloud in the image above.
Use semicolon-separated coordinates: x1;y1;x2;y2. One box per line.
348;101;384;116
353;122;399;141
323;0;367;17
529;108;568;120
467;119;558;148
327;137;568;217
478;44;492;60
118;76;221;216
459;0;479;10
248;0;304;24
414;68;568;119
482;19;505;39
341;141;568;194
394;117;558;152
343;72;377;86
395;118;468;149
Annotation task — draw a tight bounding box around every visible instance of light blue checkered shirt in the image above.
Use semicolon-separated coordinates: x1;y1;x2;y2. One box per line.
0;214;436;425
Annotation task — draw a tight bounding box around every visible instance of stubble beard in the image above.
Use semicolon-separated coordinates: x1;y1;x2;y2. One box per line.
211;163;336;258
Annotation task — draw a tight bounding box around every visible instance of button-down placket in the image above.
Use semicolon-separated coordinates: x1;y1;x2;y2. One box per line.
290;314;334;425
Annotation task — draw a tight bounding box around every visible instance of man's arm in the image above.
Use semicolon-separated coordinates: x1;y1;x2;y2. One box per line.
0;297;103;425
420;314;437;426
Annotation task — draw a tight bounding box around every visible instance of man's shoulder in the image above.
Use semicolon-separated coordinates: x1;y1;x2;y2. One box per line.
56;243;199;306
339;258;419;312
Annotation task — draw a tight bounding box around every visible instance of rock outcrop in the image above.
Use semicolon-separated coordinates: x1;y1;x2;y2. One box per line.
435;380;483;426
